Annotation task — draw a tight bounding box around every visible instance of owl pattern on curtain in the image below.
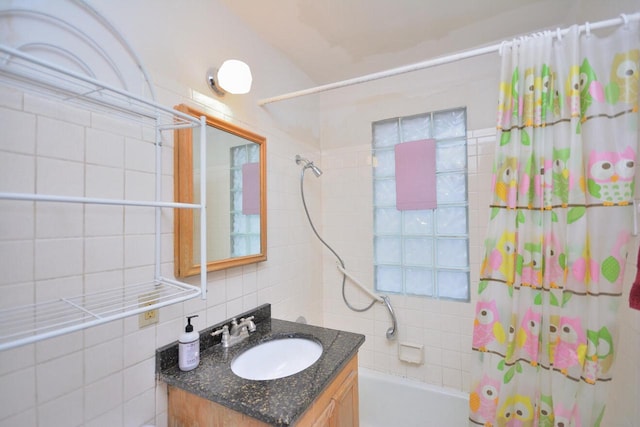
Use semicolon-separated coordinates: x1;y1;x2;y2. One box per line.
470;22;639;427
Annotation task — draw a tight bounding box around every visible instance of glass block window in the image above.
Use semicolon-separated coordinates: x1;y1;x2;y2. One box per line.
372;108;469;301
230;143;261;257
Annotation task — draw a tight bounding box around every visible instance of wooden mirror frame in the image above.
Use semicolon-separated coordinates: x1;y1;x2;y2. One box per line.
174;104;267;276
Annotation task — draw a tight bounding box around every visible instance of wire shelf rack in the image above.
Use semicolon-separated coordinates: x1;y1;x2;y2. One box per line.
0;42;208;351
0;44;200;130
0;280;201;351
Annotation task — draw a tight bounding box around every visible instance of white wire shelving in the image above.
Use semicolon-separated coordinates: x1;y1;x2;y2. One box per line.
0;44;208;351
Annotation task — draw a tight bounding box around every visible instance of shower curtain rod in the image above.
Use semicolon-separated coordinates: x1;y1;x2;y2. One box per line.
257;12;639;106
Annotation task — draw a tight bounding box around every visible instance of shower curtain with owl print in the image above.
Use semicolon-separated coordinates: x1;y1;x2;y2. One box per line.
469;22;639;427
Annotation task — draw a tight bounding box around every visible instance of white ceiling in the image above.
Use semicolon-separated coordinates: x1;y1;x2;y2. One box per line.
219;0;637;85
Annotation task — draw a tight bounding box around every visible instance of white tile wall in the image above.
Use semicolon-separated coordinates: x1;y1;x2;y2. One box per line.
35;238;84;280
84;372;124;421
36;203;83;238
0;152;35;192
37;389;83;427
36;351;83;403
0;242;34;287
37;157;84;197
36;116;84;162
24;94;90;127
86;128;125;168
85;205;124;237
0;107;36;154
0;367;35;420
125;138;156;174
86;164;124;199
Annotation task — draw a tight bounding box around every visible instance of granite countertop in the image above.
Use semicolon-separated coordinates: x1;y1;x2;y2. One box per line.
156;305;365;426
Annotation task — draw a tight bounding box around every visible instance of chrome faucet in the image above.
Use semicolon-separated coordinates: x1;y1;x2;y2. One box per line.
211;316;256;348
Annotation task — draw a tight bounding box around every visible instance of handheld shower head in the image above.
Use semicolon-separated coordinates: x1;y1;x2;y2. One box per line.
309;164;322;177
295;155;322;177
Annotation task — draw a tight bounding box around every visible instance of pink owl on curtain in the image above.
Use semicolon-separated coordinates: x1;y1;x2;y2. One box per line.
469;374;501;423
516;307;542;365
473;300;506;351
553;402;582;427
553;316;587;374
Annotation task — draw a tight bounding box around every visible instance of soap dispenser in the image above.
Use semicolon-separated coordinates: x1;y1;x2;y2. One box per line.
179;315;200;371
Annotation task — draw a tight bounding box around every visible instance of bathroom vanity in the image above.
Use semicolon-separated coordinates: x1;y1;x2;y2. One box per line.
157;305;365;426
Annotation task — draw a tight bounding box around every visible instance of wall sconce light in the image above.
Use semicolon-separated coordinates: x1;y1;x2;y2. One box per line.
206;60;252;96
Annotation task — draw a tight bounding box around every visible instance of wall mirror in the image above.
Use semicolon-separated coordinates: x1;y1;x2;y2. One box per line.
174;104;267;276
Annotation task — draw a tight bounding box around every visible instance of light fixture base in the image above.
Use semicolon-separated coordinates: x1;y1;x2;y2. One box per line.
206;67;225;97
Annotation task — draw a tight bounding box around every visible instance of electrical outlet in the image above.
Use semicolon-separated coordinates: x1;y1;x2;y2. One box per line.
138;293;159;328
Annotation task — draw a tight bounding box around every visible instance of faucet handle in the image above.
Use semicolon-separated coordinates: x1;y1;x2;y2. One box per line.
211;324;228;336
240;316;256;332
229;318;240;335
211;325;229;345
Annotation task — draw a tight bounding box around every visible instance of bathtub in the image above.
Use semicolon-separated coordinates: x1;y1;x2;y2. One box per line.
358;367;469;427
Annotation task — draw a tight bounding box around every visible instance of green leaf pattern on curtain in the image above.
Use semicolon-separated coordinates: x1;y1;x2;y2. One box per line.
470;23;639;427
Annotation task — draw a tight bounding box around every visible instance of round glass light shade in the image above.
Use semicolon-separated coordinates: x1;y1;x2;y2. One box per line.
217;59;252;94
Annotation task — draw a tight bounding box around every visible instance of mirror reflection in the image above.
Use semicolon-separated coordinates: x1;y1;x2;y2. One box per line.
174;104;266;276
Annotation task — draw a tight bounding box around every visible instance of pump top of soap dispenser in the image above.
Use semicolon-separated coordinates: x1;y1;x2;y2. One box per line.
185;315;198;332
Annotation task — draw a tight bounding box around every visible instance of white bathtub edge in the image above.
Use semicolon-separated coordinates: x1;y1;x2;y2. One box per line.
358;366;470;400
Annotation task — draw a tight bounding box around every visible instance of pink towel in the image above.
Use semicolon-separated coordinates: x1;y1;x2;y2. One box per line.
242;162;260;215
394;139;437;210
630;246;640;310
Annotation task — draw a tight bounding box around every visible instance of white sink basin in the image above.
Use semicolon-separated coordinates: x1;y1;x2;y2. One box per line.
231;337;323;381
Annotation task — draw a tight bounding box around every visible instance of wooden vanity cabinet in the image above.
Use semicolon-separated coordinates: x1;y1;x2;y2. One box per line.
167;354;359;427
168;386;270;427
297;354;359;427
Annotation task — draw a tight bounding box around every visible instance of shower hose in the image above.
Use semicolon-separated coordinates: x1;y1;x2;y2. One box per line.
296;155;397;340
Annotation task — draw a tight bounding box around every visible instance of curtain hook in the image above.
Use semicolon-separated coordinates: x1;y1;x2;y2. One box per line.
556;27;563;42
499;40;507;56
584;21;591;38
620;13;629;27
